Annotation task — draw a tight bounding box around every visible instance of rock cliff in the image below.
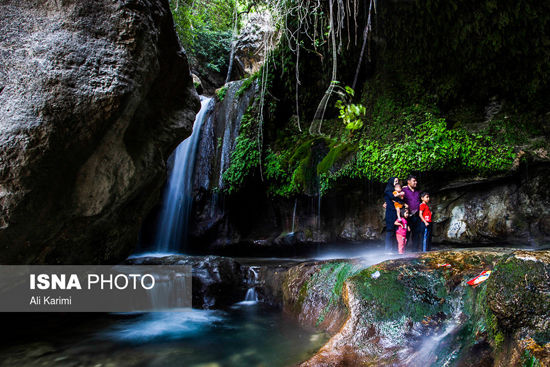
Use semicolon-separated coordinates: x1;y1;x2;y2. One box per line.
0;0;200;264
186;160;550;254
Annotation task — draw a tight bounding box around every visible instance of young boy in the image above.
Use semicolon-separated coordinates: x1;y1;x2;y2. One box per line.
419;192;433;252
393;183;407;220
394;208;410;254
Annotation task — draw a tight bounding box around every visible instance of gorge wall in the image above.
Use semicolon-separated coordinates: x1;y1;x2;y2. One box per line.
0;0;199;264
188;154;550;254
183;0;550;254
184;82;550;254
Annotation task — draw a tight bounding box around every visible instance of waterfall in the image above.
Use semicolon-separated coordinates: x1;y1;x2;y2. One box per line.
291;198;298;233
240;266;259;304
317;193;321;230
146;271;191;310
401;299;463;366
244;288;258;302
153;97;215;253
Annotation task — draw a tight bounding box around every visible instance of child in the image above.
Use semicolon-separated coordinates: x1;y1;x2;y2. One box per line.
393;183;407;220
419;192;433;252
394;208;410;254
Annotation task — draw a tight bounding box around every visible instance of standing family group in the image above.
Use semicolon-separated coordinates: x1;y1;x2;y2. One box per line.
384;175;433;254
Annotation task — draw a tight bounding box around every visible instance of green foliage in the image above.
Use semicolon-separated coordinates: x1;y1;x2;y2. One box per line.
222;105;261;193
170;0;235;73
334;86;366;130
192;28;233;73
264;149;295;197
216;86;228;101
319;106;515;193
224;92;516;197
236;71;260;98
522;350;542;367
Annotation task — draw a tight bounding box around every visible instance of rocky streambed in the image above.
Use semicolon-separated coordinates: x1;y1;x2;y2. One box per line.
0;248;547;367
127;247;549;366
290;249;549;366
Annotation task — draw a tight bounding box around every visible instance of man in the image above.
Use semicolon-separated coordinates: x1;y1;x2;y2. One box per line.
402;175;421;252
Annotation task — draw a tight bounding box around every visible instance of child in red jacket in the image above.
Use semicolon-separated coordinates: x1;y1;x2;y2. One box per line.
419;192;433;252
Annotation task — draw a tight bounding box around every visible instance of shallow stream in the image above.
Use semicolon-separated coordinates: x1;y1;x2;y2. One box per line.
0;303;328;367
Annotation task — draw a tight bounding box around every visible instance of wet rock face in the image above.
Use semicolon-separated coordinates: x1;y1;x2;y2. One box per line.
127;255;244;309
432;169;550;245
189;80;259;246
0;0;200;263
283;261;359;334
279;250;550;366
486;251;550;332
191;163;550;252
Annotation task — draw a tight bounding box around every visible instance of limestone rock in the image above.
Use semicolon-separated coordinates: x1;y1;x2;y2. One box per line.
0;0;200;264
234;12;278;77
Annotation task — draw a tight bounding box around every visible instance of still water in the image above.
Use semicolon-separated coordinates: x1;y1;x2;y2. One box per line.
0;303;328;367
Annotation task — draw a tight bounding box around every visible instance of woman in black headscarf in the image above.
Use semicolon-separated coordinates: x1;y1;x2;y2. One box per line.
383;177;399;252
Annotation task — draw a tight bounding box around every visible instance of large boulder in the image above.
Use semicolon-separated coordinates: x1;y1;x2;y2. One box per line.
278;250;550;366
0;0;200;264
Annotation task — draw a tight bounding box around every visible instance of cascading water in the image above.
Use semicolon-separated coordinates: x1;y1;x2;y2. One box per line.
153;96;214;253
244;288;258;302
291;198;298;233
401;297;464;366
240;266;260;304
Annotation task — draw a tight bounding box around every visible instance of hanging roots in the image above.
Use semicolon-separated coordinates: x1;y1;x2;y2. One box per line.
228;0;371;173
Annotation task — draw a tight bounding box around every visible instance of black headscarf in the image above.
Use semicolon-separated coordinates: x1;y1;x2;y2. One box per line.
384;177;398;227
384;177;397;193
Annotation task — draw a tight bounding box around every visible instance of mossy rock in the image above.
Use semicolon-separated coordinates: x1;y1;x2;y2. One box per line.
317;142;358;175
487;253;550;332
349;260;450;322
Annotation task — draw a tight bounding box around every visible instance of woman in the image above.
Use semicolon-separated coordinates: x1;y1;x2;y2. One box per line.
383;177;399;252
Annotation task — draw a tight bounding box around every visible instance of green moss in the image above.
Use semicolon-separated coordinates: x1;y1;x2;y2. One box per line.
292;262;363;327
351;267;449;322
317;142;358;175
235;72;259;98
331;263;357;299
460;278;510;356
297;280;309;311
216;85;228;101
289;139;315;165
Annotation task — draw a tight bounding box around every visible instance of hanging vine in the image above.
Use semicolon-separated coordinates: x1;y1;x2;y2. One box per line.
222;0;372;183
